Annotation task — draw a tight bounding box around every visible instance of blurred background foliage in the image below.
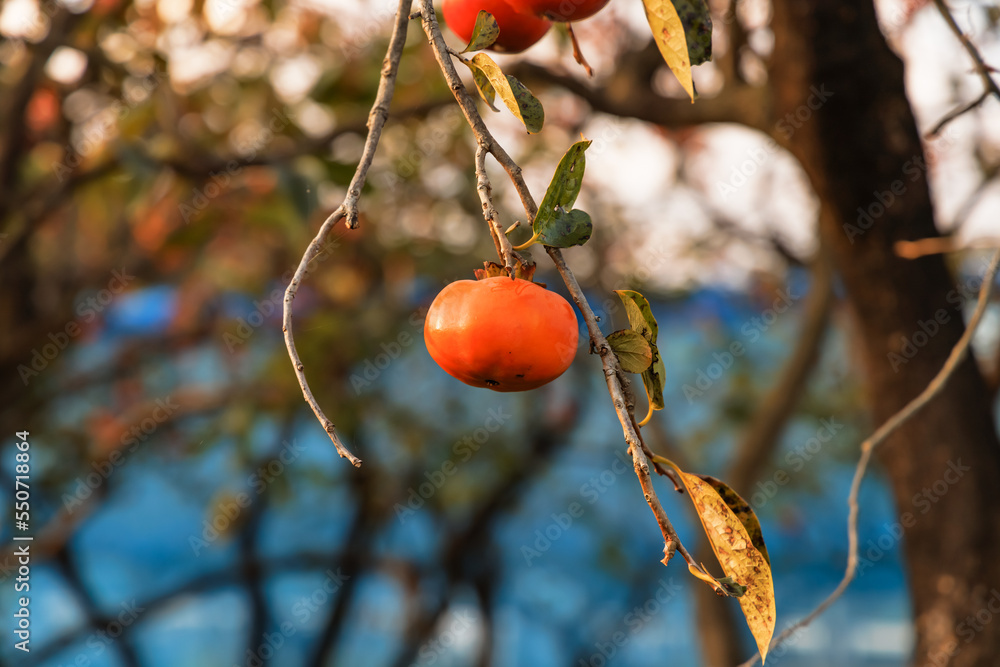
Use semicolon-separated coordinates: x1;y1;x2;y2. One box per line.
0;0;999;665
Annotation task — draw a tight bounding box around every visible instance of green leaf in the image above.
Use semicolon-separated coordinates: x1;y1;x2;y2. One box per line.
607;329;653;373
463;10;500;52
642;0;694;101
658;458;776;663
523;139;593;249
672;0;712;66
515;140;594;250
464;60;499;111
536;207;592;248
697;475;770;566
536;140;590;220
469;53;544;133
614;290;665;422
716;575;749;598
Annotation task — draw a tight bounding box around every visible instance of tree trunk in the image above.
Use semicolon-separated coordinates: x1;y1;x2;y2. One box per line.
768;0;1000;664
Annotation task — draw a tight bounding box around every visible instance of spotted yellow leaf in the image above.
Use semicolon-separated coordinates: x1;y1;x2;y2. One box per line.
642;0;694;101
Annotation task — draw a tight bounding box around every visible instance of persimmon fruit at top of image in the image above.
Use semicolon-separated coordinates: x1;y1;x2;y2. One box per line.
442;0;552;52
508;0;612;22
424;276;579;391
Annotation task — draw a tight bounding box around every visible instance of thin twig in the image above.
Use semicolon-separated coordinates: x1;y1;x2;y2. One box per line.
927;0;1000;137
566;23;595;78
416;0;724;587
339;0;414;230
895;236;1000;259
927;90;989;137
933;0;1000;98
416;3;537;217
739;248;1000;666
282;0;413;467
474;144;520;275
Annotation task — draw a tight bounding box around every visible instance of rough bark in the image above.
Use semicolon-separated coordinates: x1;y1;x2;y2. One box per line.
769;0;1000;664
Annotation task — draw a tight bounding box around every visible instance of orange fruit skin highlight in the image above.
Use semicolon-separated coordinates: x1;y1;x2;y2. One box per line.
441;0;552;53
424;277;579;391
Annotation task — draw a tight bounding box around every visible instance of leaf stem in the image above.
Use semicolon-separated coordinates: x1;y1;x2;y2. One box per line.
512;231;541;251
638;400;654;427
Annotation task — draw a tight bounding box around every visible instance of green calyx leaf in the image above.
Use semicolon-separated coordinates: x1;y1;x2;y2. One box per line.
463;11;500;52
468;53;544;133
607;329;653;373
613;290;665;425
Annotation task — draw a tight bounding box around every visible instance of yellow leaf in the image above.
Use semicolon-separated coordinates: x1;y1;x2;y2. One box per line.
642;0;694;102
684;473;775;662
656;457;776;662
697;475;771;566
469;53;544;133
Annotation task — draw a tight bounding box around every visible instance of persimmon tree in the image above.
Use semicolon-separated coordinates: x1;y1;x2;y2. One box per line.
280;1;1000;665
2;0;999;665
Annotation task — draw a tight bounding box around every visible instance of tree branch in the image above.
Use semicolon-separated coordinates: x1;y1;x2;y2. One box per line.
475;144;522;275
739;247;1000;666
508;61;771;133
926;0;1000;137
282;0;414;467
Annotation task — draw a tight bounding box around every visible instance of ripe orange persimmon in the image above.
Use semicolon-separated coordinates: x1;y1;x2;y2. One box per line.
424;277;578;391
442;0;552;53
507;0;611;22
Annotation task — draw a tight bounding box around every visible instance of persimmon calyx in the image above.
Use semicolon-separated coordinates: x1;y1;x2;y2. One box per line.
473;260;537;282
